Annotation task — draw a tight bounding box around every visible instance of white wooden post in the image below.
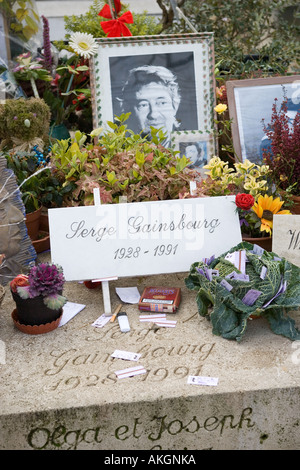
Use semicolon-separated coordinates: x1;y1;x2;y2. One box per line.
93;188;112;316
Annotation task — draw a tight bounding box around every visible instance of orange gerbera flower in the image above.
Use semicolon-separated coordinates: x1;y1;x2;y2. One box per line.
252;194;291;234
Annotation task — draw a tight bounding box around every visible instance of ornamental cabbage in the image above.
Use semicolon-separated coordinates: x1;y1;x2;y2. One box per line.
185;242;300;342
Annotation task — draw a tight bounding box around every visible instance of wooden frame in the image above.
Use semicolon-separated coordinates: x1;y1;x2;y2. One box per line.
90;33;216;148
226;75;300;162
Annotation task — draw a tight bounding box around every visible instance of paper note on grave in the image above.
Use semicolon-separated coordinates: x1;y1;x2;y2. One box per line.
48;196;242;281
116;287;140;304
273;214;300;268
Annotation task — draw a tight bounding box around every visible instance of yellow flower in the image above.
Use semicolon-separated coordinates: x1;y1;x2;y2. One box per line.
252;194;291;234
214;103;227;114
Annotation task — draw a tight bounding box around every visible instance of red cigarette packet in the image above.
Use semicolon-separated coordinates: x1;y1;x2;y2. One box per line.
138;287;181;313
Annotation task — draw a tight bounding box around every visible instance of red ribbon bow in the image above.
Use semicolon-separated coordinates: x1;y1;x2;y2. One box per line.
98;1;133;37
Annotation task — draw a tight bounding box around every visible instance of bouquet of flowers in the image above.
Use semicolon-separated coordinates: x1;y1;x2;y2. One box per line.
235;192;291;237
192;156;291;237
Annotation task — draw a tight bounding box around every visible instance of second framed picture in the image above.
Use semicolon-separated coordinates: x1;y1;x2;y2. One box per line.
90;33;216;151
226;75;300;163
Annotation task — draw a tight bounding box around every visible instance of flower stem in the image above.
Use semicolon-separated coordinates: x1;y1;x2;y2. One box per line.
30;77;39;98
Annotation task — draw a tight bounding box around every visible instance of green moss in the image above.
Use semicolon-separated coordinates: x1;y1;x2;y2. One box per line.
0;98;51;149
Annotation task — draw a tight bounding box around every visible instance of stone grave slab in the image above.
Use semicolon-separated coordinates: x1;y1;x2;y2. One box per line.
0;251;299;450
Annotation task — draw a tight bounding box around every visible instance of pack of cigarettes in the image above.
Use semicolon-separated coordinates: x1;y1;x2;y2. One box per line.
138;287;181;313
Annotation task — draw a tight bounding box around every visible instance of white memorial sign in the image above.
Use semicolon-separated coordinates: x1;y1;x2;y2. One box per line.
273;214;300;267
48;196;242;281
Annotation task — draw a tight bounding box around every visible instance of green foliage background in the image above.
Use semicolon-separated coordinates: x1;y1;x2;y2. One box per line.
163;0;300;77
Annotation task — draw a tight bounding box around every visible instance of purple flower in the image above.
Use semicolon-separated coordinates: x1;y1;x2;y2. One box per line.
42;15;52;71
196;267;205;276
28;263;65;297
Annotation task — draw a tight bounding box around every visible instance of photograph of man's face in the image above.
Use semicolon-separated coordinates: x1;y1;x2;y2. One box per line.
109;52;198;147
133;80;179;142
180;141;208;168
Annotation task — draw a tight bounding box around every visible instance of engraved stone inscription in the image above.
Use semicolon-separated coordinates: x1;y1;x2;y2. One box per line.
26;407;256;450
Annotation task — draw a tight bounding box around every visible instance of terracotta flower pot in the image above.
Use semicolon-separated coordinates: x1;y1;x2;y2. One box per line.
31;213;50;253
291;195;300;215
12;309;62;335
242;235;272;252
25;206;42;241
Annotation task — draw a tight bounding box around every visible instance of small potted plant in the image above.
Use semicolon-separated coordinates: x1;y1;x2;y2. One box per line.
10;262;67;334
3;148;64;249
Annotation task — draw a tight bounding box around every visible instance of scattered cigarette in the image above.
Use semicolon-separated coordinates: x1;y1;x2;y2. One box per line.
110;303;122;322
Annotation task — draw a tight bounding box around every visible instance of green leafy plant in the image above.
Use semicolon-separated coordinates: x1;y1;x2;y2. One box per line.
50;114;199;206
4;149;65;213
59;0;161;41
185;242;300;342
0;0;40;43
193;156;271;197
262;97;300;197
163;0;300;77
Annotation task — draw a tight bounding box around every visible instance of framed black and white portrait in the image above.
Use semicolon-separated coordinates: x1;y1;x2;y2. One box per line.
171;130;214;177
226;75;300;163
90;33;216;148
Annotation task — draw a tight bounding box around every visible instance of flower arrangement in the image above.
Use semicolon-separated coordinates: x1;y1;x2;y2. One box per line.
10;263;67;310
43;33;95;130
261;97;300;197
185;242;300;342
191;156;291;237
13;52;52;99
189;156;291;238
235;193;291;237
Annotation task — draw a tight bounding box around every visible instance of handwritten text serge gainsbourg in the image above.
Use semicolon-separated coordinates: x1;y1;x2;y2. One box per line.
65;214;221;243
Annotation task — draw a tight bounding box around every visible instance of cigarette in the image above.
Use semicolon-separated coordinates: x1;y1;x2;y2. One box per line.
110;303;122;322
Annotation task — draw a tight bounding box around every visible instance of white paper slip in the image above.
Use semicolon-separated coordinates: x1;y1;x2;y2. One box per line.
225;250;246;274
115;287;140;304
154;319;177;328
58;302;86;327
91;314;112;328
111;350;141;362
115;365;147;379
187;375;219;386
139;314;166;322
